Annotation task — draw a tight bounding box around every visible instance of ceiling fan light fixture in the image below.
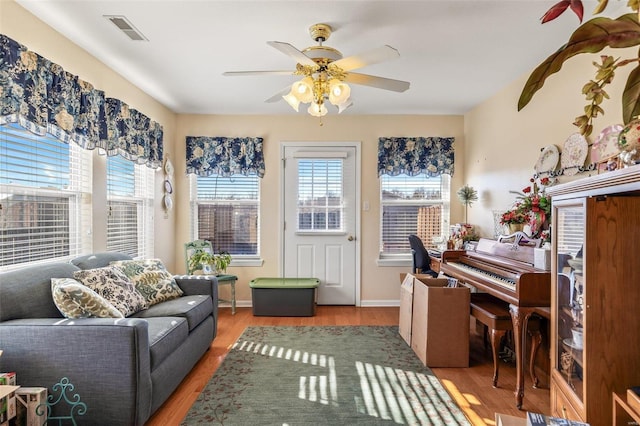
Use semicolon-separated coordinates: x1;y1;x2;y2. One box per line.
282;91;301;112
337;98;353;114
308;102;328;117
291;77;314;103
328;79;350;106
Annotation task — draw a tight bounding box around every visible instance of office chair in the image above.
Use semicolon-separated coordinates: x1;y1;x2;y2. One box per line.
408;234;438;278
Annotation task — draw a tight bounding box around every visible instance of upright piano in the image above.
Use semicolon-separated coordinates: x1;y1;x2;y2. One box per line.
440;236;551;409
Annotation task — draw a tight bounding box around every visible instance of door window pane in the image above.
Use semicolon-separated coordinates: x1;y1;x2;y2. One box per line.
297;159;343;232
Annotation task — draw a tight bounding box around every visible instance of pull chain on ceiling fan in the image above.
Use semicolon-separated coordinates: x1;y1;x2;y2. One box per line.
223;23;410;117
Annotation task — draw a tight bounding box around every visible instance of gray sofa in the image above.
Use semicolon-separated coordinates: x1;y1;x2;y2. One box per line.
0;252;219;425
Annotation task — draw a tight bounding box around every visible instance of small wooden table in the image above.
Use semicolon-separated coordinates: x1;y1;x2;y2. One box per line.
216;274;238;315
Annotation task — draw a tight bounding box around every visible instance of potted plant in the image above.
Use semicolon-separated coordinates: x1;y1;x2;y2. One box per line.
188;249;232;275
519;0;640;152
456;184;478;224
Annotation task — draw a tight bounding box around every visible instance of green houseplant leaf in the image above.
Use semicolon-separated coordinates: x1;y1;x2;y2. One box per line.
622;57;640;123
519;13;640;111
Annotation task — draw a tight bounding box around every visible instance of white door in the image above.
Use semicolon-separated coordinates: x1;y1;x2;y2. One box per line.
282;143;359;305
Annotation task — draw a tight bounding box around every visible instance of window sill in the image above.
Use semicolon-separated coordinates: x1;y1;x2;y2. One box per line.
230;258;263;267
376;258;412;267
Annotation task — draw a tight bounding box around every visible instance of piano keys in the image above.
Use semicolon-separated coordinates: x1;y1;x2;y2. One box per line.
440;237;551;409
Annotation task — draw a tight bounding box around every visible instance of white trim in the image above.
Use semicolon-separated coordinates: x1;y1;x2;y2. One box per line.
280;141;362;307
376;258;412;267
230;258;263;267
292;151;348;158
223;299;400;308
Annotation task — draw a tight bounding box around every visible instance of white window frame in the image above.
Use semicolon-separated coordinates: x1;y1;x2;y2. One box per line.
190;174;262;267
377;173;450;266
106;155;154;259
0;123;93;270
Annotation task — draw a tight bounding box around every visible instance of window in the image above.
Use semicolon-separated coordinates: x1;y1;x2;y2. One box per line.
107;155;154;258
297;159;343;232
379;173;450;258
0;123;92;269
191;174;259;258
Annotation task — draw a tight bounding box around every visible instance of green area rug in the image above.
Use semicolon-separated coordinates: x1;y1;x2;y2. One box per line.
182;326;470;425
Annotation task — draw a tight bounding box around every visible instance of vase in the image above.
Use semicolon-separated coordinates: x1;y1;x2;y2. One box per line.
508;223;525;233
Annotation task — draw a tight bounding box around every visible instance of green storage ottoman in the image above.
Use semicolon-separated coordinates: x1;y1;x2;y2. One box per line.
249;277;319;316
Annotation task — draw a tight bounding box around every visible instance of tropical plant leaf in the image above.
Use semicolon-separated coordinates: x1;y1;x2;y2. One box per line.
570;0;584;22
593;0;608;15
541;0;571;24
519;13;640;111
622;62;640;123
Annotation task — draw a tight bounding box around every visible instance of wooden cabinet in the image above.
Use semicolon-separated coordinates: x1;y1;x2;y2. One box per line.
546;167;640;426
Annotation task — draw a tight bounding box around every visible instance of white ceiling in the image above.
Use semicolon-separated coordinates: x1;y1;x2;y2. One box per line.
14;0;626;116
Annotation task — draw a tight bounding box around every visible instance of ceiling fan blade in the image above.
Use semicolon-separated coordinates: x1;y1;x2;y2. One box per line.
267;41;317;67
223;70;295;77
344;72;410;92
332;45;400;71
265;86;292;103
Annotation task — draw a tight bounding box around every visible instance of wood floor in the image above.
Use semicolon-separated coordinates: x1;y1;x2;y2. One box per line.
145;306;550;425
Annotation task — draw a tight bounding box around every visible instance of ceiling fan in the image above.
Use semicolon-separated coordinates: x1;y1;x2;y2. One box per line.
223;23;410;117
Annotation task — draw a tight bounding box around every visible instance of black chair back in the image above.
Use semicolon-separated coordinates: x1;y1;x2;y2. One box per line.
408;234;438;277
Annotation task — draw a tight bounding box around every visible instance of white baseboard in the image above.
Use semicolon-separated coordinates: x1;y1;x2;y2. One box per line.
219;300;401;308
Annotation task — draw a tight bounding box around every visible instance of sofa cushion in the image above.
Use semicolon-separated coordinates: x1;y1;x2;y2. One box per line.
144;317;189;370
51;278;124;319
70;252;133;270
110;259;183;307
132;295;212;331
73;267;148;317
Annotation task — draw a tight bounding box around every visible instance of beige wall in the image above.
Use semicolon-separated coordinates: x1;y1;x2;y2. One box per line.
464;46;633;238
175;115;465;305
10;0;631;306
2;0;178;270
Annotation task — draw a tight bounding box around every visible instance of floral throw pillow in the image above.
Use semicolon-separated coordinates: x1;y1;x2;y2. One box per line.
110;259;183;306
51;278;124;319
73;267;147;316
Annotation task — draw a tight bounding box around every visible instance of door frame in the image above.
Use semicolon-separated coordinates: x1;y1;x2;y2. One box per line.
280;141;362;307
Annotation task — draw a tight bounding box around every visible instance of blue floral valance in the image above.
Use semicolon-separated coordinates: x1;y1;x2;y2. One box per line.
0;34;163;168
186;136;265;178
378;136;454;177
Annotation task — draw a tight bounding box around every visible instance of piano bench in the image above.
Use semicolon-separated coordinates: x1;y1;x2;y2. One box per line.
469;293;512;388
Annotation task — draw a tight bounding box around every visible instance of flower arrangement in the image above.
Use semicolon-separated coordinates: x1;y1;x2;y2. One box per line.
501;177;553;238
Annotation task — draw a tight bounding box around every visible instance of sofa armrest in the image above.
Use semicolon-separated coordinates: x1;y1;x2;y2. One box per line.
0;318;152;425
173;275;219;328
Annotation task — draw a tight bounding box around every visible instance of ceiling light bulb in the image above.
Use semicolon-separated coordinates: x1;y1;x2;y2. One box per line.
328;79;350;106
282;90;301;112
308;102;328;117
292;77;314;103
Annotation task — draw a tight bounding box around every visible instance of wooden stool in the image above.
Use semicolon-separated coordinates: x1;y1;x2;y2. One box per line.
470;293;513;388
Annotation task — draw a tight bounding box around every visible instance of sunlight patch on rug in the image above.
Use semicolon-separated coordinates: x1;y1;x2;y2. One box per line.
182;326;470;425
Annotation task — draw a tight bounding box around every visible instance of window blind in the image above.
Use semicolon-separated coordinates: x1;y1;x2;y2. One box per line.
192;174;259;256
107;155;154;258
297;159;343;231
380;173;450;256
0;123;92;269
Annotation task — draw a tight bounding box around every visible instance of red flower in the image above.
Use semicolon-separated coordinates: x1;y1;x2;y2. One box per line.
522;186;532;194
540;177;550;186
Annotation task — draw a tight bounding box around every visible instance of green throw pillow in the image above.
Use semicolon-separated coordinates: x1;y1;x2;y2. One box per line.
110;259;183;306
73;266;148;316
51;277;124;319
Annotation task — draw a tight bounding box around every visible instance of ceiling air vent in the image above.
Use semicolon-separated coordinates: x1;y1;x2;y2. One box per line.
104;15;148;41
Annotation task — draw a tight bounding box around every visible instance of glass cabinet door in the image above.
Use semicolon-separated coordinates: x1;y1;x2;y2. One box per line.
554;201;585;403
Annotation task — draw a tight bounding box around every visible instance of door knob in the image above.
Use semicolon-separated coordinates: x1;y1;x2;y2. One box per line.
347;235;355;241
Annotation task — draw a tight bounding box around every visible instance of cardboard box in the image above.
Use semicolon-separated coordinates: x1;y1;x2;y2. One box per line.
410;277;470;367
495;412;526;426
15;387;47;426
398;273;414;345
